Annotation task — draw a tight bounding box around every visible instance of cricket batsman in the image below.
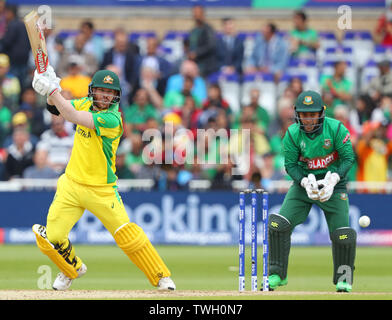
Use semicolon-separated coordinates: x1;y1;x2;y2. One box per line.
268;90;356;292
31;66;175;291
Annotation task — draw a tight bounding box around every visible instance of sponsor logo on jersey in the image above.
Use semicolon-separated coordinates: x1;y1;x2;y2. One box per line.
323;139;332;149
340;193;348;200
342;133;350;144
303;96;314;105
299;151;339;170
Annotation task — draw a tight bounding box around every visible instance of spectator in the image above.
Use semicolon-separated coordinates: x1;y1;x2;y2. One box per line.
0;89;11;147
202;83;231;116
38;115;74;174
57;33;98;78
140;36;171;80
320;60;353;117
23;146;59;179
123;88;161;135
0;4;30;87
42;27;64;71
188;5;218;78
173;95;202;137
375;0;392;47
0;53;20;112
19;86;47;138
115;138;134;179
165;59;207;102
164;75;201;110
3;111;39;148
356;121;392;187
60;56;92;99
65;20;105;65
366;60;392;103
125;133;145;178
101;28;140;103
289;10;319;59
349;94;377;136
244;23;290;83
0;0;6;39
333;105;358;146
4;127;34;180
233;88;270;134
216;17;244;75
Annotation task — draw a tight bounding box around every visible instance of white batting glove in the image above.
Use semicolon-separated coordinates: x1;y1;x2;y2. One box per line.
317;171;340;202
301;173;320;201
32;69;62;97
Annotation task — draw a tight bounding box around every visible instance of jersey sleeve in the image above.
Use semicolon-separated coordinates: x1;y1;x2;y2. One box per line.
282;127;306;184
334;123;356;179
70;97;91;111
92;112;122;139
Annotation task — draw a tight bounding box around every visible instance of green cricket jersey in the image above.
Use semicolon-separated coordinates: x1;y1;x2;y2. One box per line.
282;117;355;190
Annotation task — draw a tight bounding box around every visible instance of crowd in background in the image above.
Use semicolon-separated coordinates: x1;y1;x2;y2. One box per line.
0;2;391;191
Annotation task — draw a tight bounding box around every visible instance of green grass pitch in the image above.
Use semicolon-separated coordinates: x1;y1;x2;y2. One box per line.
1;244;392;300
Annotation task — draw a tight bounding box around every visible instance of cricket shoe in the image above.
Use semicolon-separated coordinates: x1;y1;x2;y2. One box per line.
157;277;176;291
52;263;87;291
267;274;288;291
336;281;352;293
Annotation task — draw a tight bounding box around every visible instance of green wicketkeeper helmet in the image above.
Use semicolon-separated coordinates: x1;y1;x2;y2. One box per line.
294;90;326;133
88;70;121;105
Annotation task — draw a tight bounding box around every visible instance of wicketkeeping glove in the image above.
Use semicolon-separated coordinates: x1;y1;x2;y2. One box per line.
32;66;62;97
301;173;320;201
317;171;340;202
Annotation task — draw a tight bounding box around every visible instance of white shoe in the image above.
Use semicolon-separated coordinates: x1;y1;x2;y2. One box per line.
157;277;176;291
52;263;87;291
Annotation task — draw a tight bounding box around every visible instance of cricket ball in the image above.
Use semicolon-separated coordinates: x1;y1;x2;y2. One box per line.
359;215;371;228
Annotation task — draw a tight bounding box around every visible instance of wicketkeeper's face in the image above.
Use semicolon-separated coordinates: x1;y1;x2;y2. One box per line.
92;87;118;110
298;111;321;132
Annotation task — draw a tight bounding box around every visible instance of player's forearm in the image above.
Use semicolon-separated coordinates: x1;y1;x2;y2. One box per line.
285;163;306;185
335;149;356;179
49;91;95;129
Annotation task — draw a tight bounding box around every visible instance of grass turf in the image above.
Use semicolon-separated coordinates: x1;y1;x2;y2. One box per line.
0;244;391;299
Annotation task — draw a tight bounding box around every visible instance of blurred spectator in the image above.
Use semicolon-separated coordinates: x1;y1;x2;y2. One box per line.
164;75;201;109
0;4;30;87
216;17;244;75
372;95;392;135
289;10;319;59
166;59;207;102
140;37;171;80
233;88;270;134
0;0;6;39
42;28;64;71
4;127;34;180
260;152;286;190
3;111;39;148
101;28;140;103
349;94;377;136
60;56;92;99
356;121;392;185
173;95;202;137
38;115;74;174
19;86;47;138
202;83;231;116
320;60;353;118
23;146;59;179
244;23;290;83
125;133;145;178
124;88;160;135
188;5;218;78
211;159;236;190
58;33;98;77
170;37;190;75
375;0;392;47
268;96;294;140
0;90;11;147
115;138;134;179
288;76;304;98
366;60;392;102
0;53;20;112
65;20;105;65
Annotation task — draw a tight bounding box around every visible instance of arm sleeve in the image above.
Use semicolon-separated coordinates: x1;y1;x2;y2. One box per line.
92;112;122;139
334;123;356;179
282;129;306;184
46;103;60;116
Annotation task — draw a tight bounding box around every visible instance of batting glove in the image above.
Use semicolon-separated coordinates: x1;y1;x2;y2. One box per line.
301;173;320;201
317;171;340;202
32;69;62;97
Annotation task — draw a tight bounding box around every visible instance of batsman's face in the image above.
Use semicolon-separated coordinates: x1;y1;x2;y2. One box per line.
299;111;320;132
93;87;117;110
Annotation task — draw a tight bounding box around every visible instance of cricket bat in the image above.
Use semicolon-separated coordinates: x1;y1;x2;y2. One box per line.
23;10;48;74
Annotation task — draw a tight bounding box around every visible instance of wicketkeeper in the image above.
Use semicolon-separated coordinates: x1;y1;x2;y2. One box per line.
31;66;175;291
268;90;356;292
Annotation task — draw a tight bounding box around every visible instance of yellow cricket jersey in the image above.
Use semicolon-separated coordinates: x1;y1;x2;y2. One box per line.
65;97;123;186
